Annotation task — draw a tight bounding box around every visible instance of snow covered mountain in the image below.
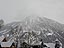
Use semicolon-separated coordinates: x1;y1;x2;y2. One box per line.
0;16;64;47
20;16;64;43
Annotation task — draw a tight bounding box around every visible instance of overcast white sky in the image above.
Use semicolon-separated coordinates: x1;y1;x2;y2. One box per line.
0;0;64;24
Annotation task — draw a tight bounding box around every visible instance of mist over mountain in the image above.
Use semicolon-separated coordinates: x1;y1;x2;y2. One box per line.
21;16;64;31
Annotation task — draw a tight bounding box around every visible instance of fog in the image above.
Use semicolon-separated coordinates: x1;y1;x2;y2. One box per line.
0;0;64;24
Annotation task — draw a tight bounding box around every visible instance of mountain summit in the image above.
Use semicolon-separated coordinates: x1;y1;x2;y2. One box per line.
21;16;64;31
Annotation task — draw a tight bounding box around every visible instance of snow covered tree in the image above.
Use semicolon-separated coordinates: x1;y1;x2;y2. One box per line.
0;19;4;29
